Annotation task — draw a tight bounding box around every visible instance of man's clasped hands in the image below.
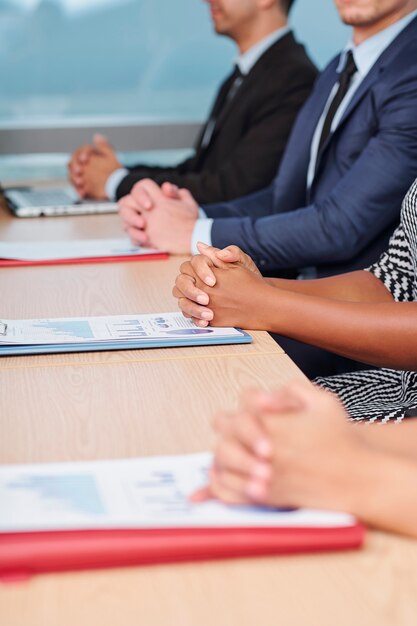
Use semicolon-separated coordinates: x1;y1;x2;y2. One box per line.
119;179;201;254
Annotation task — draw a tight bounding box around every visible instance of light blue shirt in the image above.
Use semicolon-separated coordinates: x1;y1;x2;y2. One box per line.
106;26;290;202
193;9;417;254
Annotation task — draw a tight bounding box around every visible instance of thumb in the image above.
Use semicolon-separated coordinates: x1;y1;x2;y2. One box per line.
93;133;113;154
189;485;213;503
263;381;315;415
196;242;230;270
216;245;260;275
161;181;181;199
177;187;195;204
216;246;243;264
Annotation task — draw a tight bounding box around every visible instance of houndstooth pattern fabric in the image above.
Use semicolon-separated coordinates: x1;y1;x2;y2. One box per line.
316;369;417;422
316;178;417;422
366;177;417;302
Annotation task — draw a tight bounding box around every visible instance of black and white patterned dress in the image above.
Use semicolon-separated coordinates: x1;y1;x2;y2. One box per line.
315;178;417;422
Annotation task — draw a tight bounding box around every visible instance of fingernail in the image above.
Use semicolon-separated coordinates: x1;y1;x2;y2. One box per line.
205;276;216;287
255;439;272;458
201;311;213;321
252;463;272;481
197;294;209;305
198;241;208;248
218;250;231;259
247;480;266;500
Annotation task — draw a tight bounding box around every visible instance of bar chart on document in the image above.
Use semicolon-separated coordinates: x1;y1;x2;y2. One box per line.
31;320;95;341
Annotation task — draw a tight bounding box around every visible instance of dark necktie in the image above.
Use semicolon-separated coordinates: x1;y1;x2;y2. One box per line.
200;65;244;150
317;50;358;156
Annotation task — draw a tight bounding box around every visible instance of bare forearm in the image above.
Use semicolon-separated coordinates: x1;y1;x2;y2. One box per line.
258;285;417;370
358;421;417;462
265;270;393;303
352;449;417;538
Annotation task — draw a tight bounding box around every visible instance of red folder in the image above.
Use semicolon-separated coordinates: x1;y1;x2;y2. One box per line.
0;252;168;268
0;524;365;581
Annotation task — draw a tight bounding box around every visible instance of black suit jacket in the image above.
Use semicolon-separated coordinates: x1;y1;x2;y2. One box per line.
116;32;318;203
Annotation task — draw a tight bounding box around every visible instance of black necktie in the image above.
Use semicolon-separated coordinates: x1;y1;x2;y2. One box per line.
224;65;244;105
200;66;244;150
317;50;358;155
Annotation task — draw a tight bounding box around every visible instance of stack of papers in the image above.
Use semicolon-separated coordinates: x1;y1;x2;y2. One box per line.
0;238;167;267
0;312;251;356
0;452;357;532
0;452;364;578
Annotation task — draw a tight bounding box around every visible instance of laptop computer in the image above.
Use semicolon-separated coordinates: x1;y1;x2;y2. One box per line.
2;185;118;218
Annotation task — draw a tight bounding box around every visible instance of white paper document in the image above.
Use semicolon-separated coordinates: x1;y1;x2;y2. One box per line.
0;312;245;345
0;238;161;261
0;452;355;533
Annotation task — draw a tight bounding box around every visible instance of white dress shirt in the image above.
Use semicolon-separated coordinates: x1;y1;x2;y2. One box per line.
106;166;129;200
192;9;417;254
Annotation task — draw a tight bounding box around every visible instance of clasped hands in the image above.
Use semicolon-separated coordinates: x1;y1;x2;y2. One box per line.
192;380;371;513
68;134;122;200
172;241;269;328
118;179;200;254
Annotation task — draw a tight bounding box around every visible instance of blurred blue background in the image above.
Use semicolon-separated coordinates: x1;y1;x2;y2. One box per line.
0;0;349;124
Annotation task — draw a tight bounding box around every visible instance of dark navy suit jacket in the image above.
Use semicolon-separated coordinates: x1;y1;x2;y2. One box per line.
205;16;417;277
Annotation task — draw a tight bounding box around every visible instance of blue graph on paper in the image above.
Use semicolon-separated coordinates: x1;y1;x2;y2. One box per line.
33;320;94;341
8;475;106;517
135;470;192;515
111;318;147;338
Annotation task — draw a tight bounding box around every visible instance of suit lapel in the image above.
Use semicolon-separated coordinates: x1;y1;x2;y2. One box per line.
315;15;417;167
193;71;237;156
200;32;308;148
301;63;340;147
210;75;244;134
315;63;382;162
340;14;417;129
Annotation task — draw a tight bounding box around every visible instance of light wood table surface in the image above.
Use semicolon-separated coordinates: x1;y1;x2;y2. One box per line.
1;205;417;626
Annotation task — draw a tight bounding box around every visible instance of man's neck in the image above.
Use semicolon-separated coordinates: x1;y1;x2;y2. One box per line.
236;18;288;54
352;6;416;45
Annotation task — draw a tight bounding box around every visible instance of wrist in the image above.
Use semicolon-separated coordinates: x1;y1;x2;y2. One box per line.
255;283;294;333
240;279;277;330
181;218;196;254
344;445;385;518
345;444;415;534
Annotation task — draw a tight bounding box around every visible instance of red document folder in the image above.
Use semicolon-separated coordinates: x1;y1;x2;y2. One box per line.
0;524;365;581
0;252;168;268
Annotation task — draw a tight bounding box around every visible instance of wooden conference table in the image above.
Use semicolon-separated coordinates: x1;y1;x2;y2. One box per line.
0;202;417;626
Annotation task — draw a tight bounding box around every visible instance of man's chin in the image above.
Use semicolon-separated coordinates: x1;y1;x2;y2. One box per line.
338;9;380;27
213;24;228;37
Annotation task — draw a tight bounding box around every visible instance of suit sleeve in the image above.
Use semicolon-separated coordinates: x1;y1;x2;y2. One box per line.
203;183;276;219
115;78;314;204
210;70;417;272
115;157;195;200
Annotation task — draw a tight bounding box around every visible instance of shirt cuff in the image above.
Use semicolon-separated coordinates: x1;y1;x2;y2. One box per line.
191;217;213;255
105;167;129;200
